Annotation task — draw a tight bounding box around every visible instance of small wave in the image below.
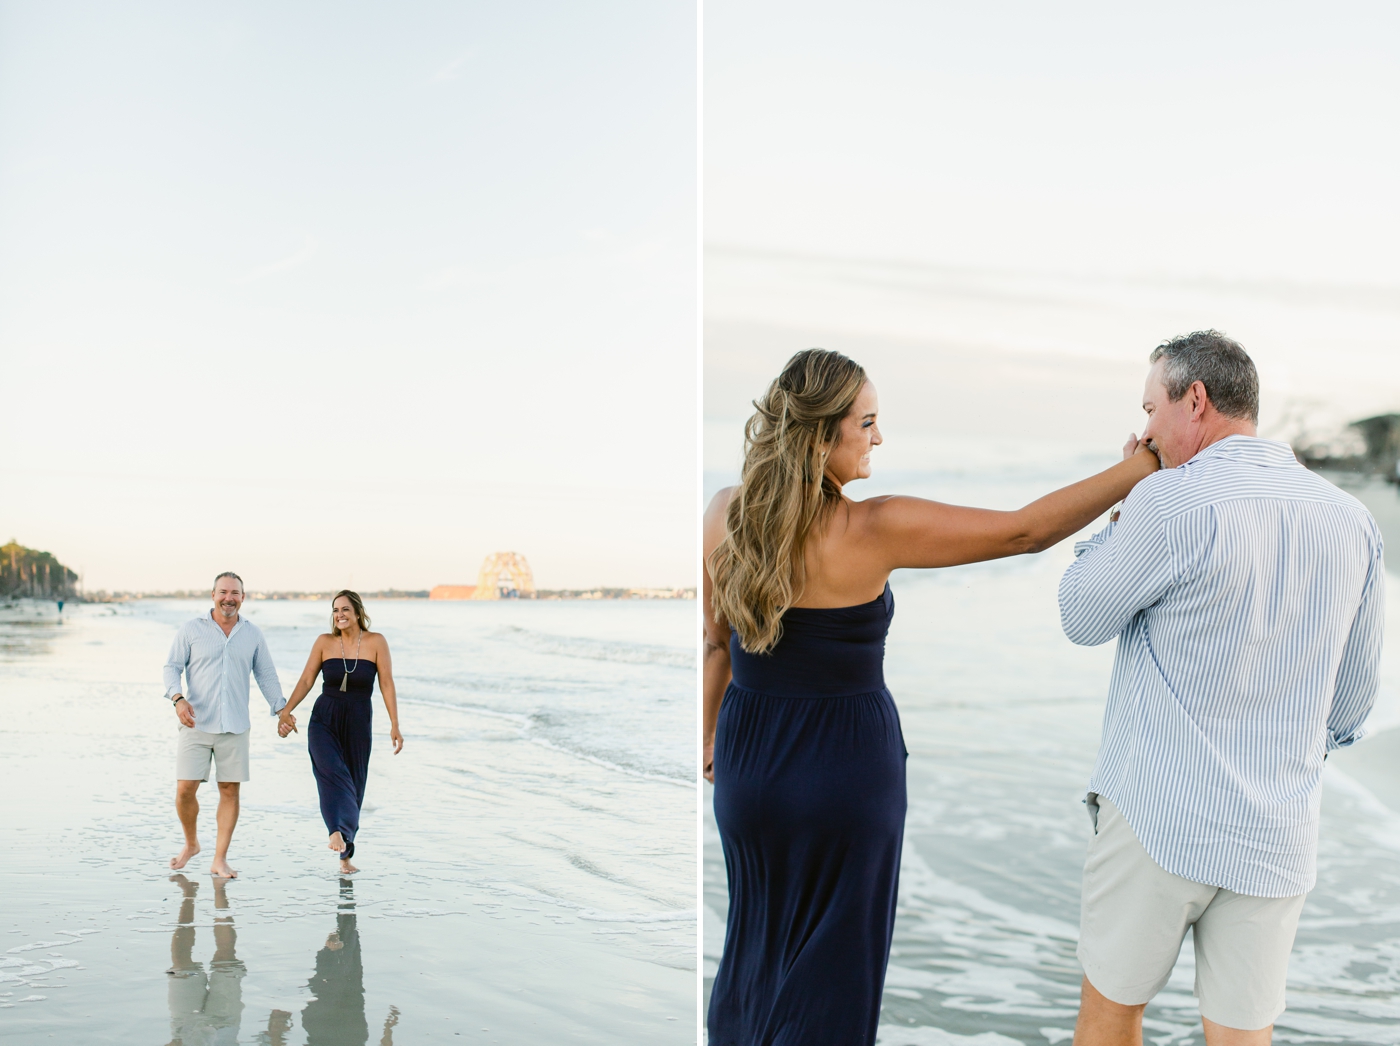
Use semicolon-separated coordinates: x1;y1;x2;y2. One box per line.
388;697;691;785
498;626;694;669
524;735;692;788
394;695;532;728
399;672;581;698
577;909;697;924
565;853;640;888
875;1028;1023;1045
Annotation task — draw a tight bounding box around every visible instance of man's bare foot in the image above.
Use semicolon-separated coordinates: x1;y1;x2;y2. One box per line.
339;859;358;874
170;843;201;870
209;858;238;879
328;831;345;853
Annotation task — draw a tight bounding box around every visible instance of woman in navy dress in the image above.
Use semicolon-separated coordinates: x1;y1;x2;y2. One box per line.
702;349;1160;1046
280;590;404;874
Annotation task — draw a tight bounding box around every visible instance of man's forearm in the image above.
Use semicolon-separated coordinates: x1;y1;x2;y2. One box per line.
253;640;286;713
162;668;185;700
163;627;191;699
255;670;287;713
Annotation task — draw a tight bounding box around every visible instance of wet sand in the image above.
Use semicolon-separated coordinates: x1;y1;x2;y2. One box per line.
1;603;695;1043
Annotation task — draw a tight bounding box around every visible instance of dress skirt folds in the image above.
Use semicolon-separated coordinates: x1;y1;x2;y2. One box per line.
709;584;907;1046
309;658;377;860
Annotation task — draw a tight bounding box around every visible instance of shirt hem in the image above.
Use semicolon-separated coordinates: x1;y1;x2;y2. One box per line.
1087;787;1317;899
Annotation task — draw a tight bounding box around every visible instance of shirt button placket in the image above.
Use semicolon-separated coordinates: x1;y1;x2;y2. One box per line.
220;629;230;735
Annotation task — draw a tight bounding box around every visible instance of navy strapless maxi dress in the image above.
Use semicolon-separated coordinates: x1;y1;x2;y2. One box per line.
709;584;907;1046
309;659;377;860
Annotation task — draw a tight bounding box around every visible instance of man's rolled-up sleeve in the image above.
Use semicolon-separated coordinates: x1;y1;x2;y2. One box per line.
1328;532;1385;751
163;624;190;700
252;632;287;714
1059;484;1176;646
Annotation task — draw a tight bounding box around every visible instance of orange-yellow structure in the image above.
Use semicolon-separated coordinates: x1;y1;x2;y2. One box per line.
429;585;477;600
431;552;536;601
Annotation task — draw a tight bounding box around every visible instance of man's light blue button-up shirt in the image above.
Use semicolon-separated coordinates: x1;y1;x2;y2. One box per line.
1060;435;1384;898
163;612;286;735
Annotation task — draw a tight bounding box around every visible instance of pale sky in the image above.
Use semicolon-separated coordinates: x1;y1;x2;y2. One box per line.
704;1;1400;474
0;2;697;592
707;0;1400;284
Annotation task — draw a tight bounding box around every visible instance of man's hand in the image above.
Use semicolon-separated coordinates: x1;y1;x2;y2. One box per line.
174;697;195;728
278;711;297;738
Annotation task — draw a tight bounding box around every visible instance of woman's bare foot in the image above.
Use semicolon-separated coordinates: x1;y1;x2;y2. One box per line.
170;843;201;870
328;831;345;853
339;858;358;874
208;858;238;879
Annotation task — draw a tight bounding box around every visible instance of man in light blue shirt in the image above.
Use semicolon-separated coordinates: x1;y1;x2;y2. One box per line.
163;571;286;879
1060;332;1383;1045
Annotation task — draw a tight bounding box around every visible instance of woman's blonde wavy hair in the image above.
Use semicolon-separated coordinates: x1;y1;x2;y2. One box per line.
709;348;867;654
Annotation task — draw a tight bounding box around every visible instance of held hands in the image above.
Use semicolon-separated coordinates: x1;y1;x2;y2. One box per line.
278;710;297;738
174;697;196;729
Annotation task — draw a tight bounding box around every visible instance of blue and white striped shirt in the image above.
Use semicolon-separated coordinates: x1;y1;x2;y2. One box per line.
162;612;286;735
1060;435;1384;897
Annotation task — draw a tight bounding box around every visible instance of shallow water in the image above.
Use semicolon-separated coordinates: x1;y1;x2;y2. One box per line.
1;597;696;1043
703;462;1400;1045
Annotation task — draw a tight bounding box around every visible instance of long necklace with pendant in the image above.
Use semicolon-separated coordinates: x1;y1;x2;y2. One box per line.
339;631;362;692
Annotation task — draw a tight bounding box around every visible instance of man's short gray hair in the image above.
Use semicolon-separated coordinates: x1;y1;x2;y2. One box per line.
213;571;244;593
1148;330;1259;424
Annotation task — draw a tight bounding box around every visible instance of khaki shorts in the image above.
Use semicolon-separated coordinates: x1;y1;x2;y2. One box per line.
1078;795;1305;1031
176;726;250;783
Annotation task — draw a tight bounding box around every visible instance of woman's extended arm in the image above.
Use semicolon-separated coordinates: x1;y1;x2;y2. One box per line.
869;441;1160;571
375;636;404;754
702;488;735;784
278;639;327;736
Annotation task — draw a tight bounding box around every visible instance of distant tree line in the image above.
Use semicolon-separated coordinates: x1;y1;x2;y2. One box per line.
1;540;78;599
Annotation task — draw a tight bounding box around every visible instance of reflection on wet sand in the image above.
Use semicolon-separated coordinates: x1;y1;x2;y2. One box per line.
302;878;401;1045
303;877;365;1043
166;874;245;1045
0;617;64;657
164;875;398;1046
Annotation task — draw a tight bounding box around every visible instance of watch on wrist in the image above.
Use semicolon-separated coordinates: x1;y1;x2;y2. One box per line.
172;695;185;705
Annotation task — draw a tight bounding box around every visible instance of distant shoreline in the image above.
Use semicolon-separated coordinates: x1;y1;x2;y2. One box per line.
72;587;696;603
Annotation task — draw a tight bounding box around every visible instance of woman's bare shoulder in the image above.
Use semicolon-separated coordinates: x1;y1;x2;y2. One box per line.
851;493;946;520
703;486;736;548
838;493;953;545
837;492;900;528
705;485;736;519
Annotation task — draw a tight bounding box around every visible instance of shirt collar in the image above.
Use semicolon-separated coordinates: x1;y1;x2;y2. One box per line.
207;609;243;635
1184;434;1298;468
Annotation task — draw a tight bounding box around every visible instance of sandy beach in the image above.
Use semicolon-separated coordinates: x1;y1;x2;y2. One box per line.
1;598;696;1043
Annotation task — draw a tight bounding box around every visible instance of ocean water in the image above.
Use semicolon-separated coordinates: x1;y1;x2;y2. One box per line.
0;596;696;1044
702;460;1400;1045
